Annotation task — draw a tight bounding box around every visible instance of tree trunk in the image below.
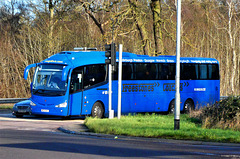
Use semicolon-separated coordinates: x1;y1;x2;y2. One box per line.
49;0;54;57
150;0;164;55
128;0;149;55
227;0;236;94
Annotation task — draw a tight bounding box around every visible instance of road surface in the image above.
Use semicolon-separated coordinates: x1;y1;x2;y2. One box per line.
0;112;239;159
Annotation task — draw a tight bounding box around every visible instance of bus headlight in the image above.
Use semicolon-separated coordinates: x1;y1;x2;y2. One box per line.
55;101;67;108
30;101;36;106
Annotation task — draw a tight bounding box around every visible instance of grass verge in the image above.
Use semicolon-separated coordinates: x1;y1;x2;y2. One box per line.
0;104;13;109
85;114;240;143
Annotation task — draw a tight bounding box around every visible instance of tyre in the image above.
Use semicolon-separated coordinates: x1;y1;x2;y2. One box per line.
91;102;104;118
184;99;194;114
168;100;175;114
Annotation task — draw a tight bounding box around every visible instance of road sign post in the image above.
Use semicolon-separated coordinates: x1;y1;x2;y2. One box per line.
118;44;123;119
108;64;114;119
175;0;181;130
105;43;116;119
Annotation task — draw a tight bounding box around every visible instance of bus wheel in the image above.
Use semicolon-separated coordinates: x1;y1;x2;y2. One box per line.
91;102;104;118
168;100;175;114
184;99;194;114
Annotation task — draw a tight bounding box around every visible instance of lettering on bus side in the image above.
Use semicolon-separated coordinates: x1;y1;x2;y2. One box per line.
122;84;157;92
163;83;184;91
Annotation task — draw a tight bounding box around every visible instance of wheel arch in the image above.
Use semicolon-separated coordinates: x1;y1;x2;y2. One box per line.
184;98;195;108
168;98;175;114
168;97;195;113
183;98;195;113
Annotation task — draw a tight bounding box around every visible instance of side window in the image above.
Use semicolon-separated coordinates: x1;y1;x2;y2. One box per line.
199;64;207;80
208;64;219;80
135;63;157;80
159;64;168;80
135;64;147;80
195;64;199;79
83;64;106;88
168;64;175;80
147;64;158;80
181;64;197;80
122;63;134;80
159;63;175;80
70;68;83;93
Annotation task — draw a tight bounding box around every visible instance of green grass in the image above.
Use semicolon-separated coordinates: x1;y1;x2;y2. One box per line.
0;104;13;109
85;114;240;143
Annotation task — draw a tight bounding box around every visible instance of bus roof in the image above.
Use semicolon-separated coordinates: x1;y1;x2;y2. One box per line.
40;51;219;68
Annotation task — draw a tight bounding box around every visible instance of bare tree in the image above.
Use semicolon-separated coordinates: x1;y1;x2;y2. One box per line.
151;0;164;55
128;0;150;55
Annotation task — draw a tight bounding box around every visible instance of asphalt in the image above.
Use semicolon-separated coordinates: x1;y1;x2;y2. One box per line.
1;109;240;147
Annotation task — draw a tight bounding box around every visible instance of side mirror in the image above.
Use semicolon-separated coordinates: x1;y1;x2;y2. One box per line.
24;63;37;80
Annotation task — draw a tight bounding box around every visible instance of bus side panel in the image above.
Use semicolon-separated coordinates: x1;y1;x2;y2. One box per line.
69;91;82;116
88;79;220;116
192;80;220;109
112;80;157;113
180;80;220;109
159;80;178;112
81;84;109;116
111;79;220;114
112;80;174;114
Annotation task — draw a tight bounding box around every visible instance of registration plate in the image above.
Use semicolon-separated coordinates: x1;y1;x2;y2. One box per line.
41;109;49;112
18;110;27;113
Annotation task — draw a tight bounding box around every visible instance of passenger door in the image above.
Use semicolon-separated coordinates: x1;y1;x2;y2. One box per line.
69;68;83;115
